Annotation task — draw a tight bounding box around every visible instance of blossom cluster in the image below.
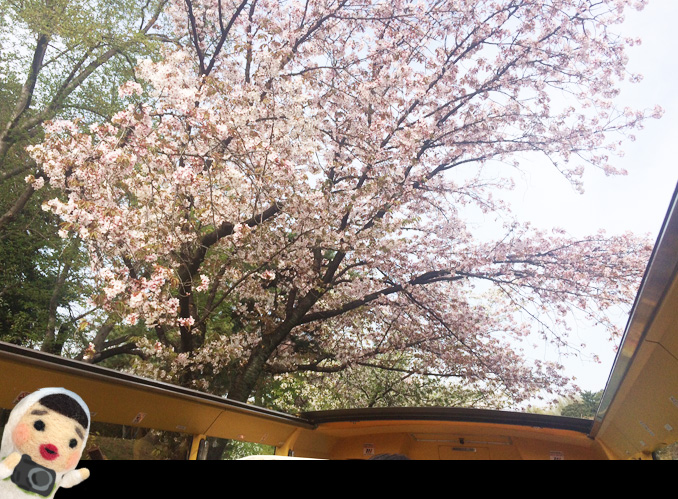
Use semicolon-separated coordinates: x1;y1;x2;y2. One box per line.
30;0;656;402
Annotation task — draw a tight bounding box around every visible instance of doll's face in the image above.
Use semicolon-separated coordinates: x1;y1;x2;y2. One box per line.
11;402;86;472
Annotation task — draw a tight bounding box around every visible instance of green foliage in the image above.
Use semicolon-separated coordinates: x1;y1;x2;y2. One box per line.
526;390;604;419
0;181;86;346
202;438;275;461
0;0;169;353
1;0;166;126
560;390;603;419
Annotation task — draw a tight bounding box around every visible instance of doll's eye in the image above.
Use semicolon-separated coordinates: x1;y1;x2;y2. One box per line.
69;439;78;449
33;420;45;431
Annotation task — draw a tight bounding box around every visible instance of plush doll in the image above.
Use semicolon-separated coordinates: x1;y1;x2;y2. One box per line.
0;388;90;498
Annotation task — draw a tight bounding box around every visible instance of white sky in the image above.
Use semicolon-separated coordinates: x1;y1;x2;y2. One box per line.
509;1;678;238
508;1;678;394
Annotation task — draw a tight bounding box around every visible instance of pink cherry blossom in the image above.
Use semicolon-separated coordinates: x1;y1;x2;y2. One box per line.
118;81;144;98
31;0;657;404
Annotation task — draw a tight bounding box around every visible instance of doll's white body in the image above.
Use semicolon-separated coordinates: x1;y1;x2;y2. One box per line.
0;456;89;498
0;388;90;498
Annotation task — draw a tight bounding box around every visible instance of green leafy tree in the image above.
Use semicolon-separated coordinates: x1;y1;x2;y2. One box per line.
0;200;83;349
0;0;169;228
560;390;603;419
0;0;170;355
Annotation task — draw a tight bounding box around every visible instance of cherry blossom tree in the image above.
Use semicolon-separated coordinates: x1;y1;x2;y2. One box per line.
29;0;658;404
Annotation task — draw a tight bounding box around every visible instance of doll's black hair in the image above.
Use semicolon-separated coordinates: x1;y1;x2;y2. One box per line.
38;394;89;430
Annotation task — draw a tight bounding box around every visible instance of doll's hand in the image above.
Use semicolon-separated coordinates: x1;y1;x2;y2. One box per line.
0;452;22;479
3;452;21;470
61;467;90;488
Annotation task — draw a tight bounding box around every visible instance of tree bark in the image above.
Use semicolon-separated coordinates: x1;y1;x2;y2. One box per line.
176;202;282;354
0;33;50;156
0;183;35;232
227;287;325;402
41;261;72;354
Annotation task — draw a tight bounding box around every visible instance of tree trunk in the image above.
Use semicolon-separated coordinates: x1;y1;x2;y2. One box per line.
226;250;350;402
227;288;325;402
41;262;71;354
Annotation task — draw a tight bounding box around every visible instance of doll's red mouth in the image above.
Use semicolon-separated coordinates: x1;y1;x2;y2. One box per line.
40;444;59;461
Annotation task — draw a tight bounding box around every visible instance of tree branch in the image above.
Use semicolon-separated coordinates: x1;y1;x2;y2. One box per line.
0;183;35;232
300;270;463;325
0;33;50;157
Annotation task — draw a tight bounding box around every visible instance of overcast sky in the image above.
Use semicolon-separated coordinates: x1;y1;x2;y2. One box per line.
512;0;678;239
511;1;678;395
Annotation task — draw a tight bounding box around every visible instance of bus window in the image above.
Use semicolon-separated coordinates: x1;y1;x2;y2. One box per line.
653;442;678;460
82;421;192;460
198;436;275;460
